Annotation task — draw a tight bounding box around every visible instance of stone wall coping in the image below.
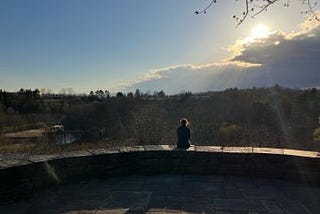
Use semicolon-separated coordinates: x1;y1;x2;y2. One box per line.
0;145;319;169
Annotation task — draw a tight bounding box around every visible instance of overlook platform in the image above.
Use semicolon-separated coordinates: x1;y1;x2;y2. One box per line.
1;145;320;213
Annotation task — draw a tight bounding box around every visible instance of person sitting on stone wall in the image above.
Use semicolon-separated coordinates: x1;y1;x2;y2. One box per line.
177;118;191;149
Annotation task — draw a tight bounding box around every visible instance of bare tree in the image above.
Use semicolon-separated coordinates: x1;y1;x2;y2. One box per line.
129;106;168;144
59;88;67;95
67;88;74;95
195;0;319;27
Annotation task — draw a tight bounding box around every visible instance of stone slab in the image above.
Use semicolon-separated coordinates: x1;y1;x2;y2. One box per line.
1;175;320;213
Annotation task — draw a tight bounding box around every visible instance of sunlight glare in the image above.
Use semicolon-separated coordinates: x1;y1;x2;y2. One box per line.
251;24;270;39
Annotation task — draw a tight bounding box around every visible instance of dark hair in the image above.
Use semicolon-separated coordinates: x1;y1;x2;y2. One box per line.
180;118;188;126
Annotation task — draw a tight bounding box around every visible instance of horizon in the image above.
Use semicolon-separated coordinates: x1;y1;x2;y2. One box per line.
0;84;318;96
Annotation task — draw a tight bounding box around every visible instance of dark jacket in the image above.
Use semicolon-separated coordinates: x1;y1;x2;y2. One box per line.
177;125;191;148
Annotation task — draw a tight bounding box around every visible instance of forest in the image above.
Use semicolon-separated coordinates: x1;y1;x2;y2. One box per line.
0;86;320;152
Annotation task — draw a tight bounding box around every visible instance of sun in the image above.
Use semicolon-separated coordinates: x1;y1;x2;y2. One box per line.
251;24;270;39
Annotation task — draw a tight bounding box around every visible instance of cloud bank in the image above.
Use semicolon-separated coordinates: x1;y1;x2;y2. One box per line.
121;15;320;94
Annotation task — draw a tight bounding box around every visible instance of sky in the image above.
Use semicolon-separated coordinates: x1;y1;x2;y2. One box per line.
0;0;319;94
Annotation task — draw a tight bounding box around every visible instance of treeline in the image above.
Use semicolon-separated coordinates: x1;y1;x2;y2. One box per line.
0;88;171;133
1;86;320;150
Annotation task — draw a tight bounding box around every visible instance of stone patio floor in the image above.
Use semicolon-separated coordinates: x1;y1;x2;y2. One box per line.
1;174;320;214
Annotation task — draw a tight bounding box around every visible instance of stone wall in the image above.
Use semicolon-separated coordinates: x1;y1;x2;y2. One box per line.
1;145;320;203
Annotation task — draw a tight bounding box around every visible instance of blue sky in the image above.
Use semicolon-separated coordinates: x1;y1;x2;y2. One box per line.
0;0;318;93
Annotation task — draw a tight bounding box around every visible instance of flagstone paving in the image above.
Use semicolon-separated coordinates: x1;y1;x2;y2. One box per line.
1;174;320;214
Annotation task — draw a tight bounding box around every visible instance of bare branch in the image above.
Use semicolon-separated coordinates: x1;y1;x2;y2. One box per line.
235;0;250;28
253;0;278;17
307;0;320;20
195;0;320;27
195;0;216;14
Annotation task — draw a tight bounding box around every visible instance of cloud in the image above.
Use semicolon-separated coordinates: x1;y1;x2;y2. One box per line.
120;14;320;94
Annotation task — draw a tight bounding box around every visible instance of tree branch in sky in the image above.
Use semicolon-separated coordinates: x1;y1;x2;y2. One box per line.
195;0;319;27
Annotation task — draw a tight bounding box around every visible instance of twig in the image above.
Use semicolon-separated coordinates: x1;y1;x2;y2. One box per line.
195;0;216;14
253;0;278;17
307;0;320;20
235;0;250;28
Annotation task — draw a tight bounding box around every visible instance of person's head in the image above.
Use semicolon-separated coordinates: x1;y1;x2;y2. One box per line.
180;118;188;126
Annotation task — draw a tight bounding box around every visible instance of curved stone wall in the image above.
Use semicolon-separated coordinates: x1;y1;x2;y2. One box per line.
1;145;320;203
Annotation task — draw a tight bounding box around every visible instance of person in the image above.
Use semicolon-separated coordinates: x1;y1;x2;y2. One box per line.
177;118;191;149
